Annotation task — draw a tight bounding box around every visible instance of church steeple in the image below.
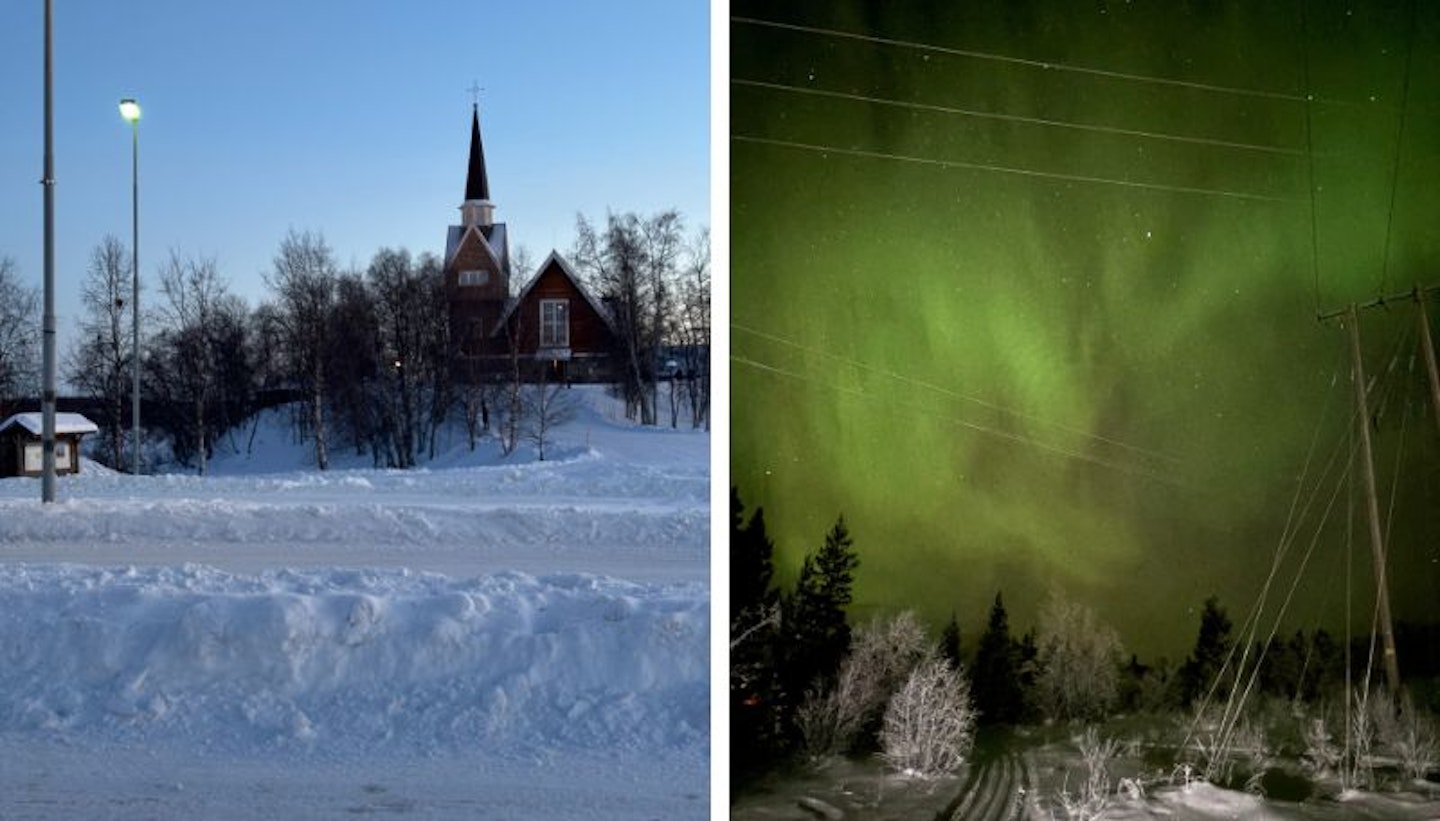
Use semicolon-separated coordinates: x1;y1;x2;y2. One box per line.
460;103;495;227
465;104;490;201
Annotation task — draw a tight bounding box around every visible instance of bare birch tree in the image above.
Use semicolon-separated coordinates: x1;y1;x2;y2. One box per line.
0;256;38;417
572;212;653;424
66;236;134;468
266;229;338;470
498;319;524;457
526;362;575;461
1033;587;1125;722
676;226;710;429
153;251;232;473
797;610;931;757
641;210;682;421
368;248;423;467
327;273;382;461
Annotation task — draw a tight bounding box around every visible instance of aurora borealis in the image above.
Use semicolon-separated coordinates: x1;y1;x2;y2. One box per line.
731;1;1440;660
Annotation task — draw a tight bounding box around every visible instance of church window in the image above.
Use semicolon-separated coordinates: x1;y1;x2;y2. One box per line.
540;299;569;348
459;269;489;287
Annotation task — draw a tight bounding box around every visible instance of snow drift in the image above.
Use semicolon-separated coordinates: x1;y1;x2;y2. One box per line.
0;387;709;817
0;564;707;757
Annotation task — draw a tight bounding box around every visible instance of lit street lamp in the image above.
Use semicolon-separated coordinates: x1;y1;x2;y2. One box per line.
119;97;140;475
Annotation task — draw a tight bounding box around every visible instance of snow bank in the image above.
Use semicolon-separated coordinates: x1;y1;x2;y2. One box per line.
0;564;707;758
0;390;708;581
197;384;708;476
0;387;709;817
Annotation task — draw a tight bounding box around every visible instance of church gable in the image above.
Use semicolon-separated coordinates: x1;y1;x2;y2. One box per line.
500;252;615;358
446;224;508;299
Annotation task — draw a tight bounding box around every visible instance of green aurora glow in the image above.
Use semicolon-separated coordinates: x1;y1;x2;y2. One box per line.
731;0;1440;660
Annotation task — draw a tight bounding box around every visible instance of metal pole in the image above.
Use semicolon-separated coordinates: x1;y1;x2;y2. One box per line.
1345;304;1401;693
131;118;140;475
40;0;56;503
1416;287;1440;442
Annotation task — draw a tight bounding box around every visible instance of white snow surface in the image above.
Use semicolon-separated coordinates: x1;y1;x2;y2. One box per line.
0;388;710;819
0;411;99;435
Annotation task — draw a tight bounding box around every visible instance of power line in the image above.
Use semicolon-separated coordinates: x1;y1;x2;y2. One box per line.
732;134;1306;204
734;78;1309;157
732;15;1361;107
733;321;1180;466
731;352;1190;488
1300;0;1323;316
1183;419;1356;759
1377;0;1418;296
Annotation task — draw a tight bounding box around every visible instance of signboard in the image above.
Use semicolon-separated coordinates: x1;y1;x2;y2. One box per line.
22;441;70;473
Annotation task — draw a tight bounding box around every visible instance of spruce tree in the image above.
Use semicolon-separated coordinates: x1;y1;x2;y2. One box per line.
940;611;962;670
1180;595;1233;706
730;486;776;618
729;487;783;779
971;592;1022;725
781;515;859;711
1015;626;1039;714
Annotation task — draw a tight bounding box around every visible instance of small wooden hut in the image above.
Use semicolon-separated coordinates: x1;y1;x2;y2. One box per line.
0;412;99;478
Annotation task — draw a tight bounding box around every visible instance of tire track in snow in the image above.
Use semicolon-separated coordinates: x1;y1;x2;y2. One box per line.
935;748;1029;821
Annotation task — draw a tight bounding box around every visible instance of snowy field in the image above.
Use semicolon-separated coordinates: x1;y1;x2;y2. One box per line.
0;388;710;819
733;736;1440;821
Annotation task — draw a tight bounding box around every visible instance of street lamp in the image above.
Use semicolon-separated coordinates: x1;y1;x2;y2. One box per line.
119;97;141;475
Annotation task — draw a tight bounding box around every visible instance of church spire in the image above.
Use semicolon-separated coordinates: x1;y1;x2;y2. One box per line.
465;103;490;202
460;102;495;227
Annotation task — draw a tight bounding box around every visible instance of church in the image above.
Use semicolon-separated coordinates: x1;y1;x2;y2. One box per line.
443;105;616;383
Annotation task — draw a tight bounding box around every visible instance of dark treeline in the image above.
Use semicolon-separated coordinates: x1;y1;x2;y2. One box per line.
731;486;1440;789
0;211;708;472
0;256;39;422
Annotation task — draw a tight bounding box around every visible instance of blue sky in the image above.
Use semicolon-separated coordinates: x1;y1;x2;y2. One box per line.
0;1;709;357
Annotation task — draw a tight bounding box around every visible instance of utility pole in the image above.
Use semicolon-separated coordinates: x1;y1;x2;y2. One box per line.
40;0;57;504
1416;287;1440;440
1318;282;1440;694
1342;304;1402;693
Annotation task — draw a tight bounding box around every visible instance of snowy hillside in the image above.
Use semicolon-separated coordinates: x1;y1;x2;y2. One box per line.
0;386;710;819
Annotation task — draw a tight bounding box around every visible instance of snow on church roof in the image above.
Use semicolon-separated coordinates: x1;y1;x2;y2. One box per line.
445;223;508;272
0;412;100;436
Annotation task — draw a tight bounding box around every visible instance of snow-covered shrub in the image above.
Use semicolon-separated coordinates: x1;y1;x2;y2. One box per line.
1055;726;1119;820
1301;715;1340;775
1395;706;1438;782
1132;658;1181;714
1116;777;1145;802
797;610;931;757
796;686;850;759
1346;690;1379;790
1033;588;1124;723
878;656;976;776
1373;693;1438;782
1182;699;1269;786
1170;762;1202;791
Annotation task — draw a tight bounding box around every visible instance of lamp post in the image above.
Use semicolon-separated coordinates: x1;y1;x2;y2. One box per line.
119;97;140;475
40;0;57;503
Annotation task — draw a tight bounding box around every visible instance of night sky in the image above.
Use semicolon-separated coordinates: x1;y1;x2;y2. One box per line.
730;0;1440;661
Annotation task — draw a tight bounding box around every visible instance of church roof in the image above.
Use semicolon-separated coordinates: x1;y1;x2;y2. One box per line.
493;251;617;337
465;104;490;202
445;223;508;274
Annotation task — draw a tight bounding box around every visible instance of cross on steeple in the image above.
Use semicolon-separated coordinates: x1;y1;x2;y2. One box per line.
467;81;483;108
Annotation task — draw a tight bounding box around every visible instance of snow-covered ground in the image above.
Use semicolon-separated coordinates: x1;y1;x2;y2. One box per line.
0;387;710;819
